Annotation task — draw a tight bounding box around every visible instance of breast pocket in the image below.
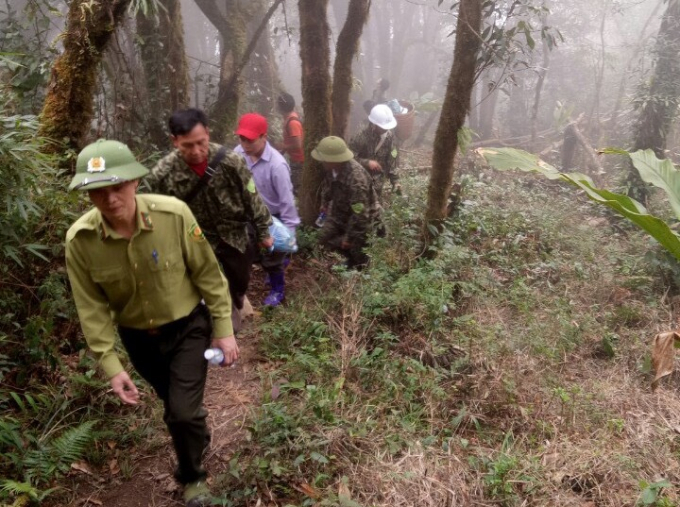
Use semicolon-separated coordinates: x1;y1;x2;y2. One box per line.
90;266;129;303
147;251;186;291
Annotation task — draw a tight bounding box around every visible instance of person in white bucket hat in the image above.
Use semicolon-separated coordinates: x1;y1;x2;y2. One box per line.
349;103;401;198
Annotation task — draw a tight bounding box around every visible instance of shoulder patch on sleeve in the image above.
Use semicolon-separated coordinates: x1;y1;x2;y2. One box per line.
351;203;365;214
188;223;206;242
246;178;257;194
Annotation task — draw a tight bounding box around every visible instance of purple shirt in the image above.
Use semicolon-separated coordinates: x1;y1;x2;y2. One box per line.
234;141;300;231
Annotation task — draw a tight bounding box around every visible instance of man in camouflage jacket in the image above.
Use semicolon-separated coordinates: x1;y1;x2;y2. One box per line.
313;136;382;269
148;108;272;329
349;103;400;198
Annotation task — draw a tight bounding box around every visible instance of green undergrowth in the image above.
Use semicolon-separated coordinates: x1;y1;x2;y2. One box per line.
214;164;677;506
0;106;162;505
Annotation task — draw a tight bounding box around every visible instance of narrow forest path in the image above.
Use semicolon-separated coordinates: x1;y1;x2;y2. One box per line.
70;263;311;507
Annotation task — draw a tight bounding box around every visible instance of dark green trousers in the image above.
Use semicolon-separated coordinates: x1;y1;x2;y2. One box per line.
119;304;211;484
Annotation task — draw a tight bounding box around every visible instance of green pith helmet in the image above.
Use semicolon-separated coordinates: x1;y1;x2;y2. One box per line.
311;136;354;163
69;139;149;191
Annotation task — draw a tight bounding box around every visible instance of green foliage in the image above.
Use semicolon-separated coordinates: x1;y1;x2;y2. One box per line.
478;147;680;260
0;1;58;114
637;479;672;506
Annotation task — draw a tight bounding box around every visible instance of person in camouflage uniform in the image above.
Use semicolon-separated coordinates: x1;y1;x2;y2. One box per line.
148;108;272;330
349;103;400;198
313;136;382;269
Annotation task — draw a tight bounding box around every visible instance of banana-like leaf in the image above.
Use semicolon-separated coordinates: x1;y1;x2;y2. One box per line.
629;149;680;221
476;147;680;261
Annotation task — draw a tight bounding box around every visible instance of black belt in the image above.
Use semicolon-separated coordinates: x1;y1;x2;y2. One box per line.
121;303;205;337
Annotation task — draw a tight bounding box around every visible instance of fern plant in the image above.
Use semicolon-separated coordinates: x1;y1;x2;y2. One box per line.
22;420;97;486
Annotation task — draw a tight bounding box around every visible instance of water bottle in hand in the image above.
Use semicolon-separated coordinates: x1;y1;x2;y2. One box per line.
204;348;224;366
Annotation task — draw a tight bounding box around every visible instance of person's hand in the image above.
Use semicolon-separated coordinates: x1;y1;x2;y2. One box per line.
341;240;352;250
110;371;139;405
212;335;239;366
259;236;274;250
367;160;382;173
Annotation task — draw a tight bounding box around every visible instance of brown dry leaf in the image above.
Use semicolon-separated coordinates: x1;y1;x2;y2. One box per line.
106;440;116;450
338;481;351;499
108;458;120;475
81;498;103;506
71;461;93;475
293;482;321;499
651;331;680;391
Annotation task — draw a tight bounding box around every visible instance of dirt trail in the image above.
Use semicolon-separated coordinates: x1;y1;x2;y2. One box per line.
85;335;261;507
69;263;307;507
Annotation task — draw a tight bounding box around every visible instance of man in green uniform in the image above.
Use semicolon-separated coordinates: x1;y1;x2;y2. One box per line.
349;103;400;198
65;140;235;507
148;108;273;329
313;136;383;269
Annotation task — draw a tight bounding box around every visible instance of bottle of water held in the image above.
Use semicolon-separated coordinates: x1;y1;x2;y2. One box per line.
315;211;327;228
204;347;224;366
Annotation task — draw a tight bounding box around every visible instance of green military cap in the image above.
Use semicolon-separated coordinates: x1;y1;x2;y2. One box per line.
69;139;149;191
311;136;354;163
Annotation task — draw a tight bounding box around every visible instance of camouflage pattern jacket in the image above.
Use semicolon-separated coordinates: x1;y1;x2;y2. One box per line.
349;124;399;190
148;143;272;253
326;159;382;245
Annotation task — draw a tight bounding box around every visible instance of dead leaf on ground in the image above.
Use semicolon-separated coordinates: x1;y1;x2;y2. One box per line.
293;482;321;499
71;461;93;475
109;458;120;475
652;331;680;391
338;480;351;499
78;498;103;506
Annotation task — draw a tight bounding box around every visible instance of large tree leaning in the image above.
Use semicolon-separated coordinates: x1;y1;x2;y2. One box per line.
330;0;371;138
298;0;332;225
425;0;482;225
626;0;680;203
38;0;131;154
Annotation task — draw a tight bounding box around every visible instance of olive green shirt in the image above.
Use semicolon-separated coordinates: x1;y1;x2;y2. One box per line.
65;194;233;379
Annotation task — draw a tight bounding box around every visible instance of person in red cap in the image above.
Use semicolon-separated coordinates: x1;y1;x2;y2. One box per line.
234;113;300;307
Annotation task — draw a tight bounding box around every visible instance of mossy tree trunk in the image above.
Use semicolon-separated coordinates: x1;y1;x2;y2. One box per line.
424;0;482;226
330;0;371;138
626;0;680;203
298;0;332;226
136;0;190;148
38;0;131;155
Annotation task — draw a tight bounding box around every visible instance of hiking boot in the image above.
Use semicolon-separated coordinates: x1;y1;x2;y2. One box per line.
263;289;285;306
184;480;210;507
263;272;285;307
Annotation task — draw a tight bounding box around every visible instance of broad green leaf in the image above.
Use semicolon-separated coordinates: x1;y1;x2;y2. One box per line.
477;147;680;261
629;149;680;220
476;147;560;177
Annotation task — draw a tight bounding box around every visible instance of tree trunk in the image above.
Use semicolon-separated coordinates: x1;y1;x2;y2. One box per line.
425;0;482;225
298;0;332;226
530;17;551;150
478;70;500;140
627;0;680;202
212;0;247;141
136;0;190;148
244;0;282;115
331;0;371;138
609;0;663;140
38;0;131;154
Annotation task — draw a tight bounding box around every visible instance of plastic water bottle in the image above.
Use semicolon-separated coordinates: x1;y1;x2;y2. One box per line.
204;348;224;366
315;211;327;228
